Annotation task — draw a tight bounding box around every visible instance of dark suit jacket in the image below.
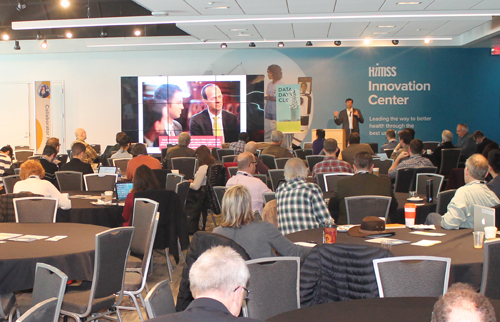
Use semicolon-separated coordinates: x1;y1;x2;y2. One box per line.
328;173;398;224
334;108;364;138
487;175;500;200
431;141;455;167
60;158;93;175
39;158;59;189
164;145;196;169
340;143;374;165
189;109;239;143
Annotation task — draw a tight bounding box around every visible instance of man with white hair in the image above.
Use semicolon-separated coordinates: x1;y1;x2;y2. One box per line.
164;132;196;169
432;130;455;167
72;128;97;164
261;131;293;158
456;123;476;160
148;246;263;322
276;158;330;235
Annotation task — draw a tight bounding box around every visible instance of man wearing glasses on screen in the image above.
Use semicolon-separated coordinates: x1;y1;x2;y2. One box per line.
189;84;239;143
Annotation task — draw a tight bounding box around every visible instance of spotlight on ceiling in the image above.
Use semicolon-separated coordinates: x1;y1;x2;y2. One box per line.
424;38;431;44
100;30;108;37
65;31;73;38
16;0;26;11
36;32;44;40
306;41;313;47
40;40;48;49
220;43;227;48
392;40;399;45
334;40;341;46
277;42;284;48
249;42;256;48
134;29;142;36
2;33;9;41
364;39;371;45
61;0;70;7
14;40;20;50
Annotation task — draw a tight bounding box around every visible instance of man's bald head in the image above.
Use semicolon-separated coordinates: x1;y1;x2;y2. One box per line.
75;128;87;141
237;152;255;172
244;141;257;154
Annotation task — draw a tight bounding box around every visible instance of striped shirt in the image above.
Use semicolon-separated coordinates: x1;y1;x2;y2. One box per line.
0;153;12;187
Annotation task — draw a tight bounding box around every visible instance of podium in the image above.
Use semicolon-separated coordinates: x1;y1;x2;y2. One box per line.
314;129;345;152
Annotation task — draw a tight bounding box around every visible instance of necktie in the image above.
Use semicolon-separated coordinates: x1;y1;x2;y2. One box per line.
214;116;223;137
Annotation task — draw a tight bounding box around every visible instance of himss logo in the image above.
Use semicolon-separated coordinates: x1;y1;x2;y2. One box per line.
368;65;397;77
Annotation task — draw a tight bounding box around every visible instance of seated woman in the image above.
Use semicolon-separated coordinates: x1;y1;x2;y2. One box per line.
122;164;160;226
13;160;71;209
213;185;310;260
110;135;132;159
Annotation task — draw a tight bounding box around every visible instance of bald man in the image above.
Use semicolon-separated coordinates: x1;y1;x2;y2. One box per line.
72;128;97;164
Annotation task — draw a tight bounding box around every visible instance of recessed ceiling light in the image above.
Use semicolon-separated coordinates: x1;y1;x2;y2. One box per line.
134;29;142;36
373;32;389;35
205;6;229;9
60;0;70;7
2;34;9;41
65;31;73;38
378;25;395;28
397;1;421;4
230;28;247;31
237;33;252;37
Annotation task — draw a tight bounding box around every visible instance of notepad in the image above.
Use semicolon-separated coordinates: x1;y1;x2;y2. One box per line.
411;240;442;246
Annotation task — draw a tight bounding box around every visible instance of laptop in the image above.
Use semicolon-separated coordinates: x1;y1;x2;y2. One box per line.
99;166;117;174
376;153;388;160
473;205;496;232
116;182;134;201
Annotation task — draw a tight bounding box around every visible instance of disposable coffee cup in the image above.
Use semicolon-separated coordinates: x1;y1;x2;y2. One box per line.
484;226;498;240
473;231;485;249
104;191;113;202
373;168;380;176
404;203;417;227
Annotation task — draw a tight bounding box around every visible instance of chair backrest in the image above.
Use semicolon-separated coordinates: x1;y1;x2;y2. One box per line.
275;158;289;169
303;149;313;156
152;169;170;190
166;173;184;191
171;157;197;181
268;169;285;191
144;280;176;319
90;144;101;154
439;148;461;177
481;239;500;299
254;174;267;184
130;198;159;257
384;149;394;158
222;155;238;164
14;150;34;163
228;167;238;178
17;298;58;322
367;143;378;154
394;168;417;193
345;195;392;224
211;147;219;160
217;149;236;161
293;149;306;160
423;141;440;151
28;155;42;161
56;171;83;192
262;192;276;204
372;159;394;175
436;189;457;215
314;172;328;193
324;172;354;193
3;175;20;194
373;256;451;297
31;263;68;322
415;166;438;175
111;158;131;175
416;173;444;199
14;168;21;175
306;155;326;172
175;181;191;211
14;197;58;223
260;154;276;170
132;212;160;292
303;142;312;150
244;257;300;320
213;186;227;210
83;173;118;191
15;145;30;150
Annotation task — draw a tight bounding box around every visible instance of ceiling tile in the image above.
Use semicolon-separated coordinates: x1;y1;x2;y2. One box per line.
327;22;370;37
379;0;435;12
176;24;230;40
183;0;244;15
236;0;289;14
132;0;199;14
293;23;331;38
429;19;490;35
361;21;408;37
471;0;500;9
393;20;448;36
287;0;336;14
425;0;483;10
334;0;386;12
217;24;263;40
254;24;295;40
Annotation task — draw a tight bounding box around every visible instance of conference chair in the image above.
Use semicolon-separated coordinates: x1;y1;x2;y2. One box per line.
14;150;34;163
254;174;267;185
28;155;42;161
303;149;313;157
373;256;451;297
260;154;277;170
14;146;30;150
243;257;300;321
152;169;170;190
175;181;191;212
0;292;16;322
268;169;285;191
275;158;289;169
83;173;118;191
324;172;353;193
436;189;456;215
222;155;238;164
3;175;20;194
293;149;306;160
228;167;238;177
13;197;58;223
367;143;378;154
211;147;219;160
345;195;392;224
263;192;276;204
416;173;444;199
144;280;176;319
394;168;417;193
423;141;440;151
171;157;197;181
372;159;393;175
314;172;328;193
56;171;83;192
166;173;183;191
90;144;101;155
303;143;313;150
439;148;461;178
60;227;135;322
16;298;58;322
216;149;236;161
14;168;20;175
213;186;227;210
111;158;131;175
306;155;325;172
480;239;500;300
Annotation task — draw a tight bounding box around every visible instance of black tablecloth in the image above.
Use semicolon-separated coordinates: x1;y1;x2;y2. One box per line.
286;227;483;288
267;297;500;322
393;192;436;224
0;223;108;293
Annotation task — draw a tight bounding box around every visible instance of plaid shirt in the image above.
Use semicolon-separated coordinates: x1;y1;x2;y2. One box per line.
276;178;330;235
229;140;246;154
312;156;353;182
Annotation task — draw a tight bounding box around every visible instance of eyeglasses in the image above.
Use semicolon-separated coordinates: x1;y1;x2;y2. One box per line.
234;286;250;301
251;161;257;164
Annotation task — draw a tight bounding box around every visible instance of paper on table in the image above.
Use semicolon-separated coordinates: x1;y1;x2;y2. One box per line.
46;235;68;242
9;235;49;242
409;231;445;237
365;238;410;245
0;233;22;240
409;224;436;230
294;242;317;248
411;240;442;246
385;224;406;229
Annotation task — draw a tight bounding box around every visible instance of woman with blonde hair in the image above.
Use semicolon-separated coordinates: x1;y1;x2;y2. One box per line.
13;160;71;209
213;185;309;260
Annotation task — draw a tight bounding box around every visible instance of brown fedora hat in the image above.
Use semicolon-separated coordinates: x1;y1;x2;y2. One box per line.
348;216;391;237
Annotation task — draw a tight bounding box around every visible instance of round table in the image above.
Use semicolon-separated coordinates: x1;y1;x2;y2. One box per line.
0;223;108;293
286;227;483;288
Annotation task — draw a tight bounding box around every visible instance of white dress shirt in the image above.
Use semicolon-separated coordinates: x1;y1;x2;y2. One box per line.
13;175;72;209
226;171;272;215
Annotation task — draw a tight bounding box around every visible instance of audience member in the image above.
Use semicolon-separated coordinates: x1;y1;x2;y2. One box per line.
13;160;71;209
39;145;59;188
483;142;500;159
312;129;326;155
406;127;415;140
122;165;160;226
46;137;64;165
390;129;413;160
244;141;268;175
426;154;500;229
101;132;126;166
312;138;353;182
226;152;271;215
340;133;374;165
474;131;496;155
380;129;398;152
389;139;434;179
126;144;161;181
164;132;196;169
61;142;94;175
148;246;263;322
110;135;132;159
276;158;330;235
431;283;496;322
456;123;476;160
328;152;398;224
487;149;500;199
229;133;249;155
432;130;455;167
72;128;97;164
0;145;13;191
261;131;293;158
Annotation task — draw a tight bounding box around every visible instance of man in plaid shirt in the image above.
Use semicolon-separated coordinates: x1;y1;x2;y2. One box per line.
228;132;248;155
277;158;331;235
312;138;353;182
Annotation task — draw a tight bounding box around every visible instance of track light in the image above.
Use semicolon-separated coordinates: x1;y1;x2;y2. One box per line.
14;41;20;50
249;42;256;47
36;32;44;40
65;31;73;38
277;42;284;48
306;41;313;46
40;40;48;49
60;0;70;7
2;33;9;41
220;43;227;48
16;0;26;11
334;40;341;46
134;29;142;36
392;40;399;45
100;29;108;37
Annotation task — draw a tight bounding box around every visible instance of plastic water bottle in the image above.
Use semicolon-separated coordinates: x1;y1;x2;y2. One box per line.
117;168;122;181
